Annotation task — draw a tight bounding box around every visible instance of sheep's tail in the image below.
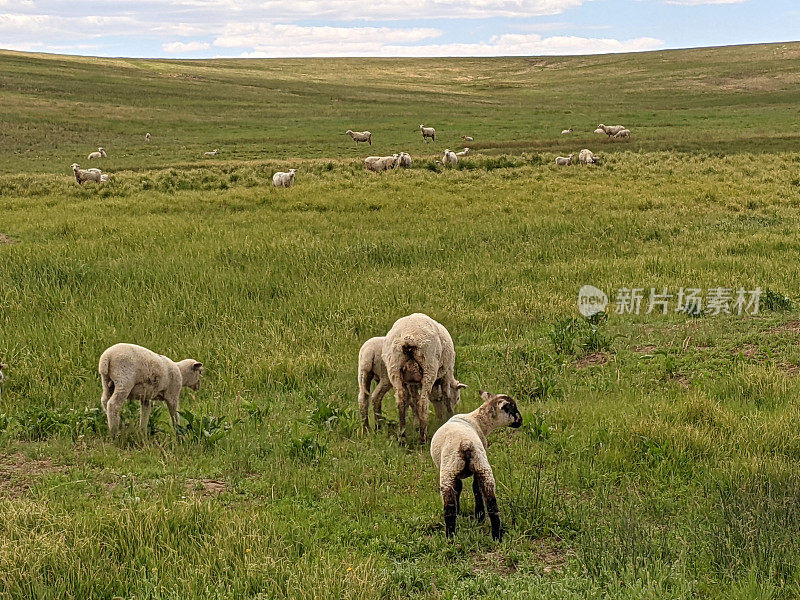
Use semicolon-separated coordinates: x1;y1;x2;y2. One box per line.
98;355;115;395
459;439;473;465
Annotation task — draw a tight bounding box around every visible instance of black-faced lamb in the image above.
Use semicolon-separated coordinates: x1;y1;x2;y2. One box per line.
346;130;372;145
98;343;203;435
382;313;466;444
430;390;522;540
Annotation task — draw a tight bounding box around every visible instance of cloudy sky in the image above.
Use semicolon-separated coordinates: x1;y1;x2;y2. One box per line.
0;0;797;58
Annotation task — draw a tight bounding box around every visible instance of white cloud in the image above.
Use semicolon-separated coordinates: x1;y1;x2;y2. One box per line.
163;40;211;53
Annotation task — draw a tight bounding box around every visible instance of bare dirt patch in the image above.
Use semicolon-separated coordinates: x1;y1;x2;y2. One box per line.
733;344;760;359
576;353;610;368
778;363;800;376
186;478;227;497
472;550;517;576
0;453;67;498
634;344;657;354
0;233;18;245
767;321;800;335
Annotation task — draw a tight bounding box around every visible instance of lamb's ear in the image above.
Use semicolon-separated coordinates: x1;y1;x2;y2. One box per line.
456;381;468;390
479;389;491;401
0;363;6;370
192;362;203;371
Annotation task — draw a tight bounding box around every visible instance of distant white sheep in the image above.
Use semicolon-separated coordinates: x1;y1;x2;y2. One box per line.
430;390;522;540
420;125;436;142
346;130;372;145
613;129;631;140
597;124;626;137
145;133;151;142
88;147;107;160
365;155;399;172
578;149;598;165
442;149;458;166
272;169;297;187
561;128;573;135
461;135;474;142
71;163;109;184
98;343;204;435
455;148;470;157
555;154;574;166
204;149;219;156
397;152;413;169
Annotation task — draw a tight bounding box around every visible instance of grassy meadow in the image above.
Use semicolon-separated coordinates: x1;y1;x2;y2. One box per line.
2;42;800;598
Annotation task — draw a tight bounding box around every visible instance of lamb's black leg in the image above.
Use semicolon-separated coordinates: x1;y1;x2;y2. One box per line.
473;477;485;522
454;478;462;514
441;485;458;538
476;473;503;541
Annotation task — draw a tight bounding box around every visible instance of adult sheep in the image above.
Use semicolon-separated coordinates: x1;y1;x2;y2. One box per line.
597;124;626;137
88;147;107;160
346;130;372;145
442;149;458;166
420;125;436;142
358;336;442;432
578;149;598;165
397;152;413;169
98;343;204;435
365;155;398;172
431;390;522;540
272;169;297;187
71;163;109;184
382;313;466;444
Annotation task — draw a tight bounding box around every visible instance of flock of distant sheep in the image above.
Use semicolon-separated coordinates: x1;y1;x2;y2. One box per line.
68;123;629;188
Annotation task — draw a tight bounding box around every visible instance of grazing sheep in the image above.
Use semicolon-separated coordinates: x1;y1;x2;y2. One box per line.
346;130;372;145
0;362;5;402
358;336;442;432
272;169;297;188
382;313;466;444
397;152;413;169
204;149;219;156
555;154;574;166
420;124;436;142
561;128;573;135
98;343;204;435
597;124;626;137
578;149;597;165
455;148;470;157
442;149;458;166
613;129;631;140
365;155;399;172
71;163;109;184
431;390;523;540
88;147;107;160
462;136;474;142
145;133;151;142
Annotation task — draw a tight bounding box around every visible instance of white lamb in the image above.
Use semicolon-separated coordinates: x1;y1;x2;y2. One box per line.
442;149;458;166
397;152;413;169
593;128;605;135
204;149;219;156
382;313;466;444
420;125;436;142
455;148;470;157
365;155;399;172
346;130;372;145
272;169;297;187
613;129;631;140
145;133;151;142
555;154;574;166
561;128;573;135
578;149;597;165
71;163;109;184
431;390;522;540
461;136;474;142
88;147;107;160
98;343;204;435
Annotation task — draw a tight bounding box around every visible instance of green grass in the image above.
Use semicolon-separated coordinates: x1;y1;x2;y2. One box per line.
2;42;800;599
